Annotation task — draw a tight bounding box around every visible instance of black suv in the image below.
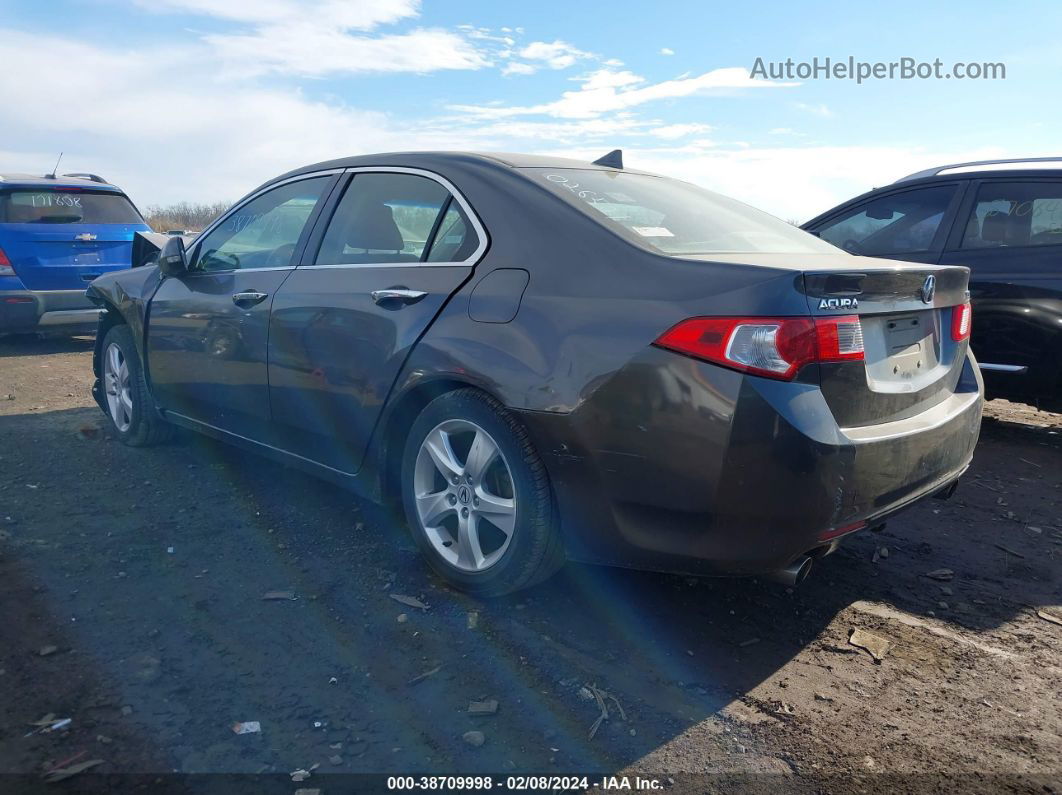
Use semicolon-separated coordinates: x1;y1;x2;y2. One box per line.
804;158;1062;411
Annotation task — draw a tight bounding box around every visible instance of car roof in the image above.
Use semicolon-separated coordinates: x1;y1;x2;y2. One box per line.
894;157;1062;184
0;173;122;191
269;150;658;187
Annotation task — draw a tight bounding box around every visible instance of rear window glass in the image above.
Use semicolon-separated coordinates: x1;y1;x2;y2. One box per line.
0;189;142;224
530;169;837;255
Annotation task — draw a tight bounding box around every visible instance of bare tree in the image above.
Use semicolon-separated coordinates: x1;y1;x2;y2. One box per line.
143;201;232;233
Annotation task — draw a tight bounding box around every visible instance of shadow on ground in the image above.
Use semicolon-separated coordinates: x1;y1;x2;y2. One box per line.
0;401;1058;779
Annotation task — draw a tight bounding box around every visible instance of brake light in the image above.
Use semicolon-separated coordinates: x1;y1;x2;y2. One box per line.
0;246;14;277
654;315;864;381
951;301;972;341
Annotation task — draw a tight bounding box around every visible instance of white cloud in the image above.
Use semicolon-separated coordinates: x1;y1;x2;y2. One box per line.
453;67;795;120
769;127;795;135
794;102;834;117
139;0;489;77
140;0;420;28
660;47;675;56
0;17;1013;225
501;62;538;77
206;25;490;76
517;40;592;70
0;29;466;204
649;123;713;140
624;144;1010;221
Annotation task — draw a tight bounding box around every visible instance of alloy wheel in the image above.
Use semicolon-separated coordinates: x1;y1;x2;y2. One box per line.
103;342;133;433
413;419;516;572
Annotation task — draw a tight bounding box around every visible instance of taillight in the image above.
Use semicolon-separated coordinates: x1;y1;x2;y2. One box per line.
654;315;864;381
0;246;14;277
951;301;972;341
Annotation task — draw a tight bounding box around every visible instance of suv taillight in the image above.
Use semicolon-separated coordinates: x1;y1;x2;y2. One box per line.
951;301;972;341
654;315;864;381
0;247;14;277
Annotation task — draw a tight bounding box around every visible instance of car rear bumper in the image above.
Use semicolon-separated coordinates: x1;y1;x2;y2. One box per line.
518;347;983;577
0;290;101;333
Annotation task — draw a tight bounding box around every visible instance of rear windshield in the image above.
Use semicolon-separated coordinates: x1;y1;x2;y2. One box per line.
530;168;838;255
0;189;142;224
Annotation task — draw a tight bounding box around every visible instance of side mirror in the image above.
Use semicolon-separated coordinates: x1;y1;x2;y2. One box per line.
158;236;188;276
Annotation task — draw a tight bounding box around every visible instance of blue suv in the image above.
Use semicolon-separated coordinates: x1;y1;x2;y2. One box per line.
0;172;150;334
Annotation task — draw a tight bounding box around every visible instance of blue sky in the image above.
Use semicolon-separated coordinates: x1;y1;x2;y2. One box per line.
1;0;1058;220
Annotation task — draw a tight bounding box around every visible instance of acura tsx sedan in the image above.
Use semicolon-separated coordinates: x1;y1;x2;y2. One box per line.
87;151;983;595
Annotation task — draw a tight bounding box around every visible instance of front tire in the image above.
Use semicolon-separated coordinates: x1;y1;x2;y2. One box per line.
100;324;174;446
401;389;563;596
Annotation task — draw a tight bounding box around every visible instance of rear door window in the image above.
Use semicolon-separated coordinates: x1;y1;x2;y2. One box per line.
815;185;956;255
960;181;1062;249
426;202;480;262
0;189;142;224
316;173;451;265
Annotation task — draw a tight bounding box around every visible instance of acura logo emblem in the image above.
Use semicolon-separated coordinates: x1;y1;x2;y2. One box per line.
920;275;936;305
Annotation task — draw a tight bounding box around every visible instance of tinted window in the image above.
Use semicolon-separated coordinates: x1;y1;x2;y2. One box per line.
317;173;450;265
816;186;954;255
0;189;142;224
961;181;1062;249
532;169;838;255
426;202;480;262
194;177;330;272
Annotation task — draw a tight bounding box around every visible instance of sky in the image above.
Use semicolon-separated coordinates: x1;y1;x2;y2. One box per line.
1;0;1059;221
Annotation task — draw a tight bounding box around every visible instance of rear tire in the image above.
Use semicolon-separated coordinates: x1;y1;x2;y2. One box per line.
100;324;174;447
401;388;563;596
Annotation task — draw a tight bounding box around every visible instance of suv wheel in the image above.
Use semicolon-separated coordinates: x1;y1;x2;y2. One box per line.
100;324;174;446
401;389;563;596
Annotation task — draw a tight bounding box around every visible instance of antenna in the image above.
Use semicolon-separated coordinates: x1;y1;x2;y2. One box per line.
47;152;63;179
591;149;623;169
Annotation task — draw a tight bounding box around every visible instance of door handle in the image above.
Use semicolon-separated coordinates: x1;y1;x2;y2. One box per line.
232;290;269;306
371;288;427;305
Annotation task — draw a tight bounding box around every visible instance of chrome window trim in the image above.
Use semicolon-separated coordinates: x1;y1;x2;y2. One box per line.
186;169;345;273
301;165;488;269
179;266;294;277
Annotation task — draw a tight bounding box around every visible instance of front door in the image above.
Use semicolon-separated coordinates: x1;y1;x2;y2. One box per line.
268;170;484;473
146;175;335;436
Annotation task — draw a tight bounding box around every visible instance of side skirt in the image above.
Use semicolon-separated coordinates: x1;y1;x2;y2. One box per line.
162;410;380;500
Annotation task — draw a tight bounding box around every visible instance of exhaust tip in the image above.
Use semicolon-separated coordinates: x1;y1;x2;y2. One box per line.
768;555;813;587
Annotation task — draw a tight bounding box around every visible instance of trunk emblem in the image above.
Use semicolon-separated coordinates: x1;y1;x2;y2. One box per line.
818;297;858;310
74;233;97;241
920;275;936;304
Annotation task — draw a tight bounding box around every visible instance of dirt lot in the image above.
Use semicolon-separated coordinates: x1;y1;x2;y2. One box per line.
1;335;1060;792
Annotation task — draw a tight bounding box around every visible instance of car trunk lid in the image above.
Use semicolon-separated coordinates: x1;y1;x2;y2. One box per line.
802;262;972;428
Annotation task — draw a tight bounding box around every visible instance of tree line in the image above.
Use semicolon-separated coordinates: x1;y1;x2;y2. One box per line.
142;201;231;233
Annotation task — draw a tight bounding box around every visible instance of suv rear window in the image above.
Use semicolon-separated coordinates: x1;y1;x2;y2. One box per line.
530;168;837;255
0;189;142;224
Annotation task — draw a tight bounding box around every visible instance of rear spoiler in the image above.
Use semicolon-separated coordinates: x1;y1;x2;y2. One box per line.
132;231;196;268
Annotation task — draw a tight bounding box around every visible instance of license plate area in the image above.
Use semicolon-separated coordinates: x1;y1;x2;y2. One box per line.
862;309;943;393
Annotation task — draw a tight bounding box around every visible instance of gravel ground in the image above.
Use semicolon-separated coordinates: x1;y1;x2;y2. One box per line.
0;334;1059;792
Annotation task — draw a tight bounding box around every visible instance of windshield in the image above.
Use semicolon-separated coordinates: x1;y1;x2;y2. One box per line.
530;168;839;255
0;189;142;224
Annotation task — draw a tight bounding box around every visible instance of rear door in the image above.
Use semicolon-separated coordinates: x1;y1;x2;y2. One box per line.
146;174;337;437
937;178;1062;389
0;188;146;289
268;168;485;473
